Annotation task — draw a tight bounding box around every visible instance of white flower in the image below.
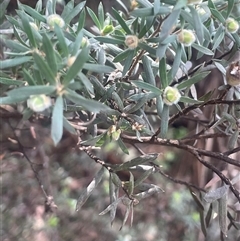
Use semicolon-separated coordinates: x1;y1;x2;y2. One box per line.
163;86;181;106
27;94;51;112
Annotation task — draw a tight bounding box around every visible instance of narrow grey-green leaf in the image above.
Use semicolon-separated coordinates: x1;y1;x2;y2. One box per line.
54;24;69;57
204;185;229;203
218;192;228;237
64;1;86;25
112;8;132;34
0;56;32;69
192;43;214;56
63;47;90;86
142;55;156;86
76;167;105;211
87;7;101;30
3;39;30;52
132;80;161;95
122;49;135;77
114;153;158;171
160;104;169;138
23;69;36;86
134;167;154;187
212;25;225;50
180;96;203;104
0;77;24;86
159;57;168;88
83;63;114;73
117;138;129;155
51;96;64;146
63;116;77;135
177;71;210;90
95;36;124;45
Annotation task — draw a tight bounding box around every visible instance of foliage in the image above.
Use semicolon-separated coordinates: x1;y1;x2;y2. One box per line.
1;0;240;240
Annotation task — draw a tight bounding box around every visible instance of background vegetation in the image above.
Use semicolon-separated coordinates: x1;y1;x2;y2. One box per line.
1;0;240;240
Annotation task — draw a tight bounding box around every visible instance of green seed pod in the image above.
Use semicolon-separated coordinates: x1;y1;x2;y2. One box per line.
177;29;196;47
163;86;181;106
27;94;51;112
101;25;114;35
47;14;65;30
226;18;239;34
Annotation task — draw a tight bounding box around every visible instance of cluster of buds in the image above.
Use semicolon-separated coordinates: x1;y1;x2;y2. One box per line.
226;61;240;86
27;94;51;112
107;125;121;141
163;86;181;106
226;18;239;34
47;14;65;30
177;29;196;47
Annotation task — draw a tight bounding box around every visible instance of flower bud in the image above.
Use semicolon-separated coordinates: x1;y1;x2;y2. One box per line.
27;94;51;112
226;18;239;34
163;86;181;106
101;25;114;35
177;29;196;47
226;61;240;86
47;14;65;30
125;35;139;49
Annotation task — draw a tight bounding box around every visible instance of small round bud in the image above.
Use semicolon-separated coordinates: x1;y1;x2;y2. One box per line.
101;25;114;36
226;18;239;34
177;29;196;47
163;86;181;106
226;61;240;86
27;94;51;112
125;35;139;49
47;14;65;30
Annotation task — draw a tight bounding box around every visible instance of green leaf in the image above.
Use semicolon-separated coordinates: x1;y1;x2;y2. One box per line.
42;33;57;76
0;95;27;104
7;85;56;99
177;71;210;90
61;0;74;20
122;49;136;77
159;58;168;88
83;63;114;73
226;0;234;18
76;167;105;211
0;77;24;86
77;8;86;32
168;44;182;81
95;36;124;45
117;137;129;155
180;96;203;104
113;48;133;62
87;7;102;30
0;56;32;69
112;8;132;34
173;0;187;10
142;55;156;86
51;96;64;146
189;6;204;45
191;43;214;56
156;44;168;60
65;89;110;113
98;2;105;29
210;8;225;24
64;1;86;25
20;11;37;48
158;9;181;42
3;39;30;52
78;72;94;94
132;7;154;17
63;47;90;86
138;42;156;56
160;104;169;138
0;0;10;21
114;153;158;171
70;30;83;56
23;69;37;86
132;80;161;95
212;25;225;50
54;24;69;58
33;52;56;85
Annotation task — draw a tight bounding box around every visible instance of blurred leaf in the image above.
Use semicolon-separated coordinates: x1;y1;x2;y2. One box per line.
218;192;228;237
0;95;28;104
158;9;181;43
117;137;129;155
0;77;24;86
156;44;168;60
61;0;74;20
160;104;169;138
98;2;104;29
114;48;133;62
54;24;69;57
87;6;102;30
204;185;229;203
99;196;124;216
95;36;124;45
63;116;77;135
33;52;56;85
226;0;234;18
83;63;114;73
63;47;90;86
212;25;225;50
142;55;156;86
205;203;213;227
114;153;158;171
168;44;182;81
180;96;203;104
228;129;239;150
124;95;148;114
210;8;225;24
173;0;187;10
159;57;168;88
132;80;161;95
23;69;36;86
51;96;64;146
0;0;10;23
134;167;154;188
18;2;46;22
8;85;56;99
76;167;105;211
0;56;32;69
122;49;136;76
42;33;57;77
78;72;94;94
70;30;83;56
65;89;110;113
192;43;214;56
77;8;86;32
64;1;86;25
3;39;30;52
134;183;164;200
177;71;210;90
112;8;132;34
139;42;156;56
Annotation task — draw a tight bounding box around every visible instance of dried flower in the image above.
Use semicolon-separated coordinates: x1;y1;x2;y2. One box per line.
125;35;139;49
